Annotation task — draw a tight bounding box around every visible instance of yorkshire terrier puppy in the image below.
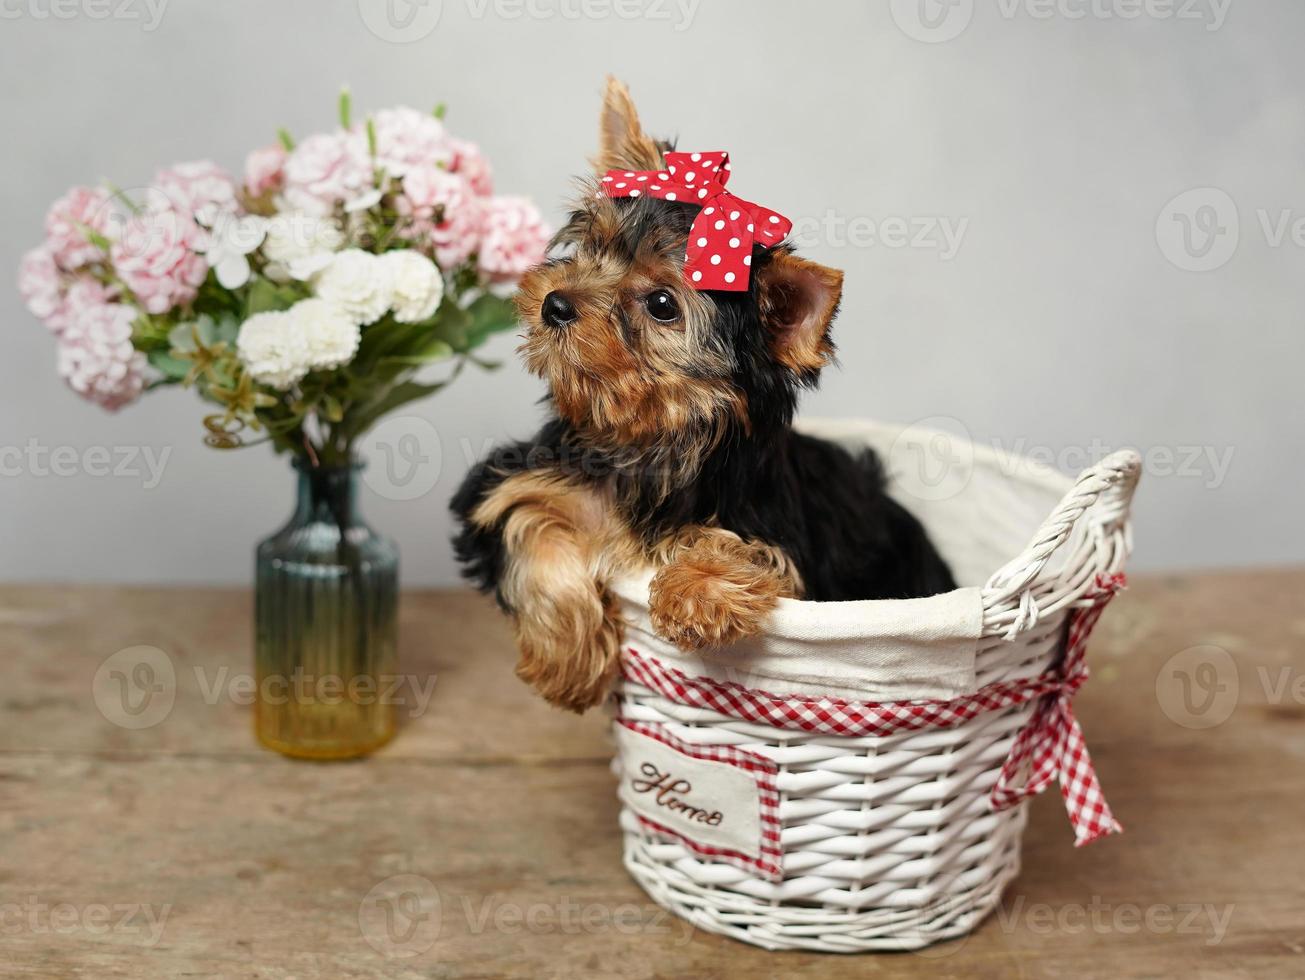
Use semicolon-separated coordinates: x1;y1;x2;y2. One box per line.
453;78;955;712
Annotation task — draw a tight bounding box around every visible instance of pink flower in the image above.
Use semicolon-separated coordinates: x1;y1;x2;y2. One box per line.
56;301;146;412
283;131;373;214
151;160;239;218
44;186;112;271
17;249;115;335
244;144;287;198
49;277;118;335
17;246;64;326
400;168;483;269
372;106;453;178
110;207;209;314
447;137;494;196
478;196;550;283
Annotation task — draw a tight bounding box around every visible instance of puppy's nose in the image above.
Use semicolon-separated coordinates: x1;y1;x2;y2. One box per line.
541;291;578;329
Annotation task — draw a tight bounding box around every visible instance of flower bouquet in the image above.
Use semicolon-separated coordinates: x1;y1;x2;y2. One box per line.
18;90;549;758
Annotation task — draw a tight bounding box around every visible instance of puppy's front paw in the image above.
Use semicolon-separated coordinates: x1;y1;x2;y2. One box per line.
514;588;624;713
649;560;781;651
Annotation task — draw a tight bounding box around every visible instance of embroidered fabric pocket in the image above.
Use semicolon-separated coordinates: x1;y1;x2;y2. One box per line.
615;720;783;881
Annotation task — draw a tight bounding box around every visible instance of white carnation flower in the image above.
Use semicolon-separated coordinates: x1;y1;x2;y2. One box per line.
290;298;361;370
380;250;444;323
236;310;309;390
314;249;392;326
262;212;345;281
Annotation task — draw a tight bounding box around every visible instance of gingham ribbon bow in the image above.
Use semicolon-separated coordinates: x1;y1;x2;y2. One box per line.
600;150;792;291
990;573;1126;846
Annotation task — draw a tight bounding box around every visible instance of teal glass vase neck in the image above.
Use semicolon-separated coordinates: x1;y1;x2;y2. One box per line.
289;458;366;530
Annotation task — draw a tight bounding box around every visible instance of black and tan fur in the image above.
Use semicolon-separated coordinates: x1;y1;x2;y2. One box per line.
452;78;955;712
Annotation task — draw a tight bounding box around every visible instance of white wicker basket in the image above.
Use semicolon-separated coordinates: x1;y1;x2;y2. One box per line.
608;418;1140;953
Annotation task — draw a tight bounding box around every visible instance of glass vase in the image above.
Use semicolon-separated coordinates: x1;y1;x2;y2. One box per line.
254;459;399;760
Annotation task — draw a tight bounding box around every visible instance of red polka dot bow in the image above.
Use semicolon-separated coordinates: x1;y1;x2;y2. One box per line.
600;150;792;291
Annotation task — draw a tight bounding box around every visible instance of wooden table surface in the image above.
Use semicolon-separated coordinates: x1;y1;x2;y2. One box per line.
2;569;1303;978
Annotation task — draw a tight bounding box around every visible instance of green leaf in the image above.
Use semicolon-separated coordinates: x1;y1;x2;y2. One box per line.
168;314;218;352
343;380;447;437
260;413;307;436
428;300;474;352
131;313;172;351
277;127;295;152
245;277;303;316
194;275;245;317
465;293;520;345
148;349;191;381
352;316;429;370
376;339;454;367
414;336;456;361
432;102;447;120
213;312;242;345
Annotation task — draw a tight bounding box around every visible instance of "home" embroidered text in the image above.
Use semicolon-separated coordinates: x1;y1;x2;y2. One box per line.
630;763;724;826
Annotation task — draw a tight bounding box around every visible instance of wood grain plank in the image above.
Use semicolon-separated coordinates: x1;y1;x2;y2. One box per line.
1;570;1302;978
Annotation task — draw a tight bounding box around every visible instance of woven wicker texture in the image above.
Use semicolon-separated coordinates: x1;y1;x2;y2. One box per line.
611;419;1140;952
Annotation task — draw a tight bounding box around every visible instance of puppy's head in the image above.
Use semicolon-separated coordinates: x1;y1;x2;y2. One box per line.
517;77;843;453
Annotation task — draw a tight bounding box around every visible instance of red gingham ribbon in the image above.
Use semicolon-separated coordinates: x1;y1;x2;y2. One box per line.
600;150;792;291
619;573;1126;848
990;573;1125;846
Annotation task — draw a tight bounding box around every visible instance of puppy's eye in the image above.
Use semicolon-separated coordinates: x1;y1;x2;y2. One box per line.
644;290;681;323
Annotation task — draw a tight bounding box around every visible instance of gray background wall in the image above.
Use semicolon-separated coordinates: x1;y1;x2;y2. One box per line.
1;0;1300;585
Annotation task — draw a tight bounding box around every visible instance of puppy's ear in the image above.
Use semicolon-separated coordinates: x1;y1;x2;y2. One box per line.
594;76;664;174
755;250;844;374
